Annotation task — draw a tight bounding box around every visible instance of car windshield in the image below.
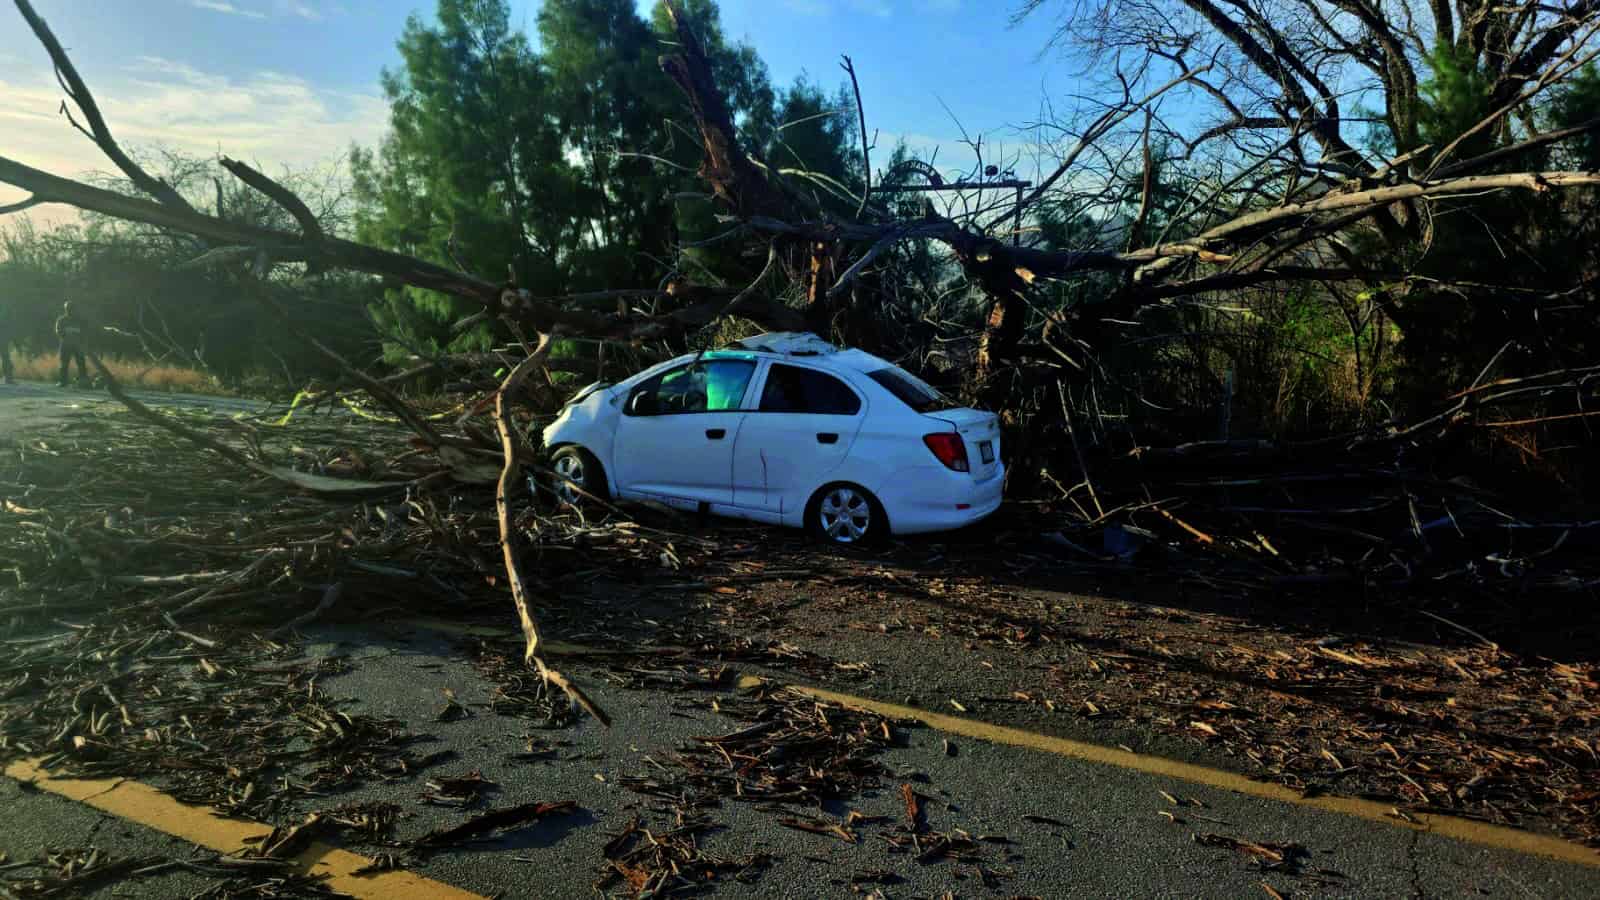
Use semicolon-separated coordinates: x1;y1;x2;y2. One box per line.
868;366;958;413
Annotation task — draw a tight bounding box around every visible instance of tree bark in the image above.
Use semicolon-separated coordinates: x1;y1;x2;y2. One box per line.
804;241;842;334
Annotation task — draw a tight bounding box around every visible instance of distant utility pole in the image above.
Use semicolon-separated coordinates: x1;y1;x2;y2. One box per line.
870;162;1031;247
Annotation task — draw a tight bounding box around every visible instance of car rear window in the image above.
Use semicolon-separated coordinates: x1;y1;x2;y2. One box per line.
759;363;861;415
868;367;957;413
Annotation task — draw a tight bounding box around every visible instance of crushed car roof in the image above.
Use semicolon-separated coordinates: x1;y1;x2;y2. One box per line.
733;332;838;355
730;332;893;374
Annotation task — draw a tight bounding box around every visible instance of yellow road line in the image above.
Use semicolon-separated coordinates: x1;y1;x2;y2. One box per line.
786;684;1600;870
3;759;484;900
374;618;1600;869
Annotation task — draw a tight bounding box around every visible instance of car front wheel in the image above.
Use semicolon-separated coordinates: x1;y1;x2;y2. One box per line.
551;446;607;507
807;482;886;546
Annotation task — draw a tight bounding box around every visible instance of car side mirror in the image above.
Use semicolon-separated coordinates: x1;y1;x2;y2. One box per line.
628;389;657;417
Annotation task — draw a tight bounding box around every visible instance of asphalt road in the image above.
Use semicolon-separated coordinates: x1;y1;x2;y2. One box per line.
0;378;269;439
4;381;1599;897
7;617;1599;897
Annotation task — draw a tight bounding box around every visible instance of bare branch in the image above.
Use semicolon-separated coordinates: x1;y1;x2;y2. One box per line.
1423;34;1600;178
840;55;872;219
828;226;905;297
1438;115;1600;177
491;331;610;725
720;242;782;317
1128;171;1600;266
219;157;326;247
14;0;196;214
0;195;47;216
995;62;1209;230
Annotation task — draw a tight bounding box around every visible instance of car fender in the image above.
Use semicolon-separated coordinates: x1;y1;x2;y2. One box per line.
539;352;707;495
541;391;623;492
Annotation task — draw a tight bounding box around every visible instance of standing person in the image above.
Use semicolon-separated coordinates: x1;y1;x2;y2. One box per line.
0;297;14;385
55;300;88;387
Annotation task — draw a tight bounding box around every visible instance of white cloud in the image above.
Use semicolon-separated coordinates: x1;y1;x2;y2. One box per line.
189;0;267;20
275;1;325;22
846;0;893;15
128;55;215;87
0;57;387;230
185;0;329;22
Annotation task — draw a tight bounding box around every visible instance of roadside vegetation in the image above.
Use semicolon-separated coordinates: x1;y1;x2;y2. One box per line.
7;351;226;395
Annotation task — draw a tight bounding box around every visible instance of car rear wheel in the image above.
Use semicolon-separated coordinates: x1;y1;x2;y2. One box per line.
807;482;886;546
551;446;607;507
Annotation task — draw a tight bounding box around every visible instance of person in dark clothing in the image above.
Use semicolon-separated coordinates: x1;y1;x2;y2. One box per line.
0;308;14;385
55;300;88;386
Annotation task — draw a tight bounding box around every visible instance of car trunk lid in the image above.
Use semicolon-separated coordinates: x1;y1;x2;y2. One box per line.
927;408;1001;480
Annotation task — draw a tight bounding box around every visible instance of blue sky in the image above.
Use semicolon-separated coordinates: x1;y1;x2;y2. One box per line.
1;1;1087;226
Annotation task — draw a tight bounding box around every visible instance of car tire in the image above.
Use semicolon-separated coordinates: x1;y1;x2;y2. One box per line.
806;482;887;546
551;446;608;508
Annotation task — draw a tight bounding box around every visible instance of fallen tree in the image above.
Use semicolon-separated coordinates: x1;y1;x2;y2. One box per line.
5;0;1600;721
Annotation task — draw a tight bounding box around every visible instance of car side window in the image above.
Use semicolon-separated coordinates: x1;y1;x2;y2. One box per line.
758;363;862;415
627;360;755;416
704;360;757;411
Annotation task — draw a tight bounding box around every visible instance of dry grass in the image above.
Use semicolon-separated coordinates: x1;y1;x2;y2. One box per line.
9;351;222;394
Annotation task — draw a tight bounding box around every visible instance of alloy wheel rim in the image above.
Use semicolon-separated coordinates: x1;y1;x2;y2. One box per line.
819;487;870;543
554;454;585;503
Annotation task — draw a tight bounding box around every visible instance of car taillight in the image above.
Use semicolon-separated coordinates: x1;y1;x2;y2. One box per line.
923;432;969;472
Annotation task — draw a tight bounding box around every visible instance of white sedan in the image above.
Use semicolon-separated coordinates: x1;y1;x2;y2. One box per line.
541;332;1004;544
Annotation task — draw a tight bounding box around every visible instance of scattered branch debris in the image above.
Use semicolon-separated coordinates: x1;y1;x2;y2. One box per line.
410;800;577;852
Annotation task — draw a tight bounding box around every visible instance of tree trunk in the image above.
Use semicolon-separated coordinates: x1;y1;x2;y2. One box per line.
975;291;1025;411
803;240;840;335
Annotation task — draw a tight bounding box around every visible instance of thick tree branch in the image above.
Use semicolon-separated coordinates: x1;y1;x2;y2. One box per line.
1492;1;1600;108
658;1;793;222
0;154;498;297
219;157;326;246
1127;171;1600;265
14;0;197;214
0;155;806;338
1134;266;1392;301
1435;115;1600;177
0;195;47;216
1181;0;1369;170
492;332;609;725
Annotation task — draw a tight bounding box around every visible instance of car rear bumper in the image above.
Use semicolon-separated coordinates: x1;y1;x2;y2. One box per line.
878;464;1005;535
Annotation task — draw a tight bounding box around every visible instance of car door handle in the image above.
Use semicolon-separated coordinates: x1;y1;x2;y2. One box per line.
816;432;839;445
705;428;726;440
